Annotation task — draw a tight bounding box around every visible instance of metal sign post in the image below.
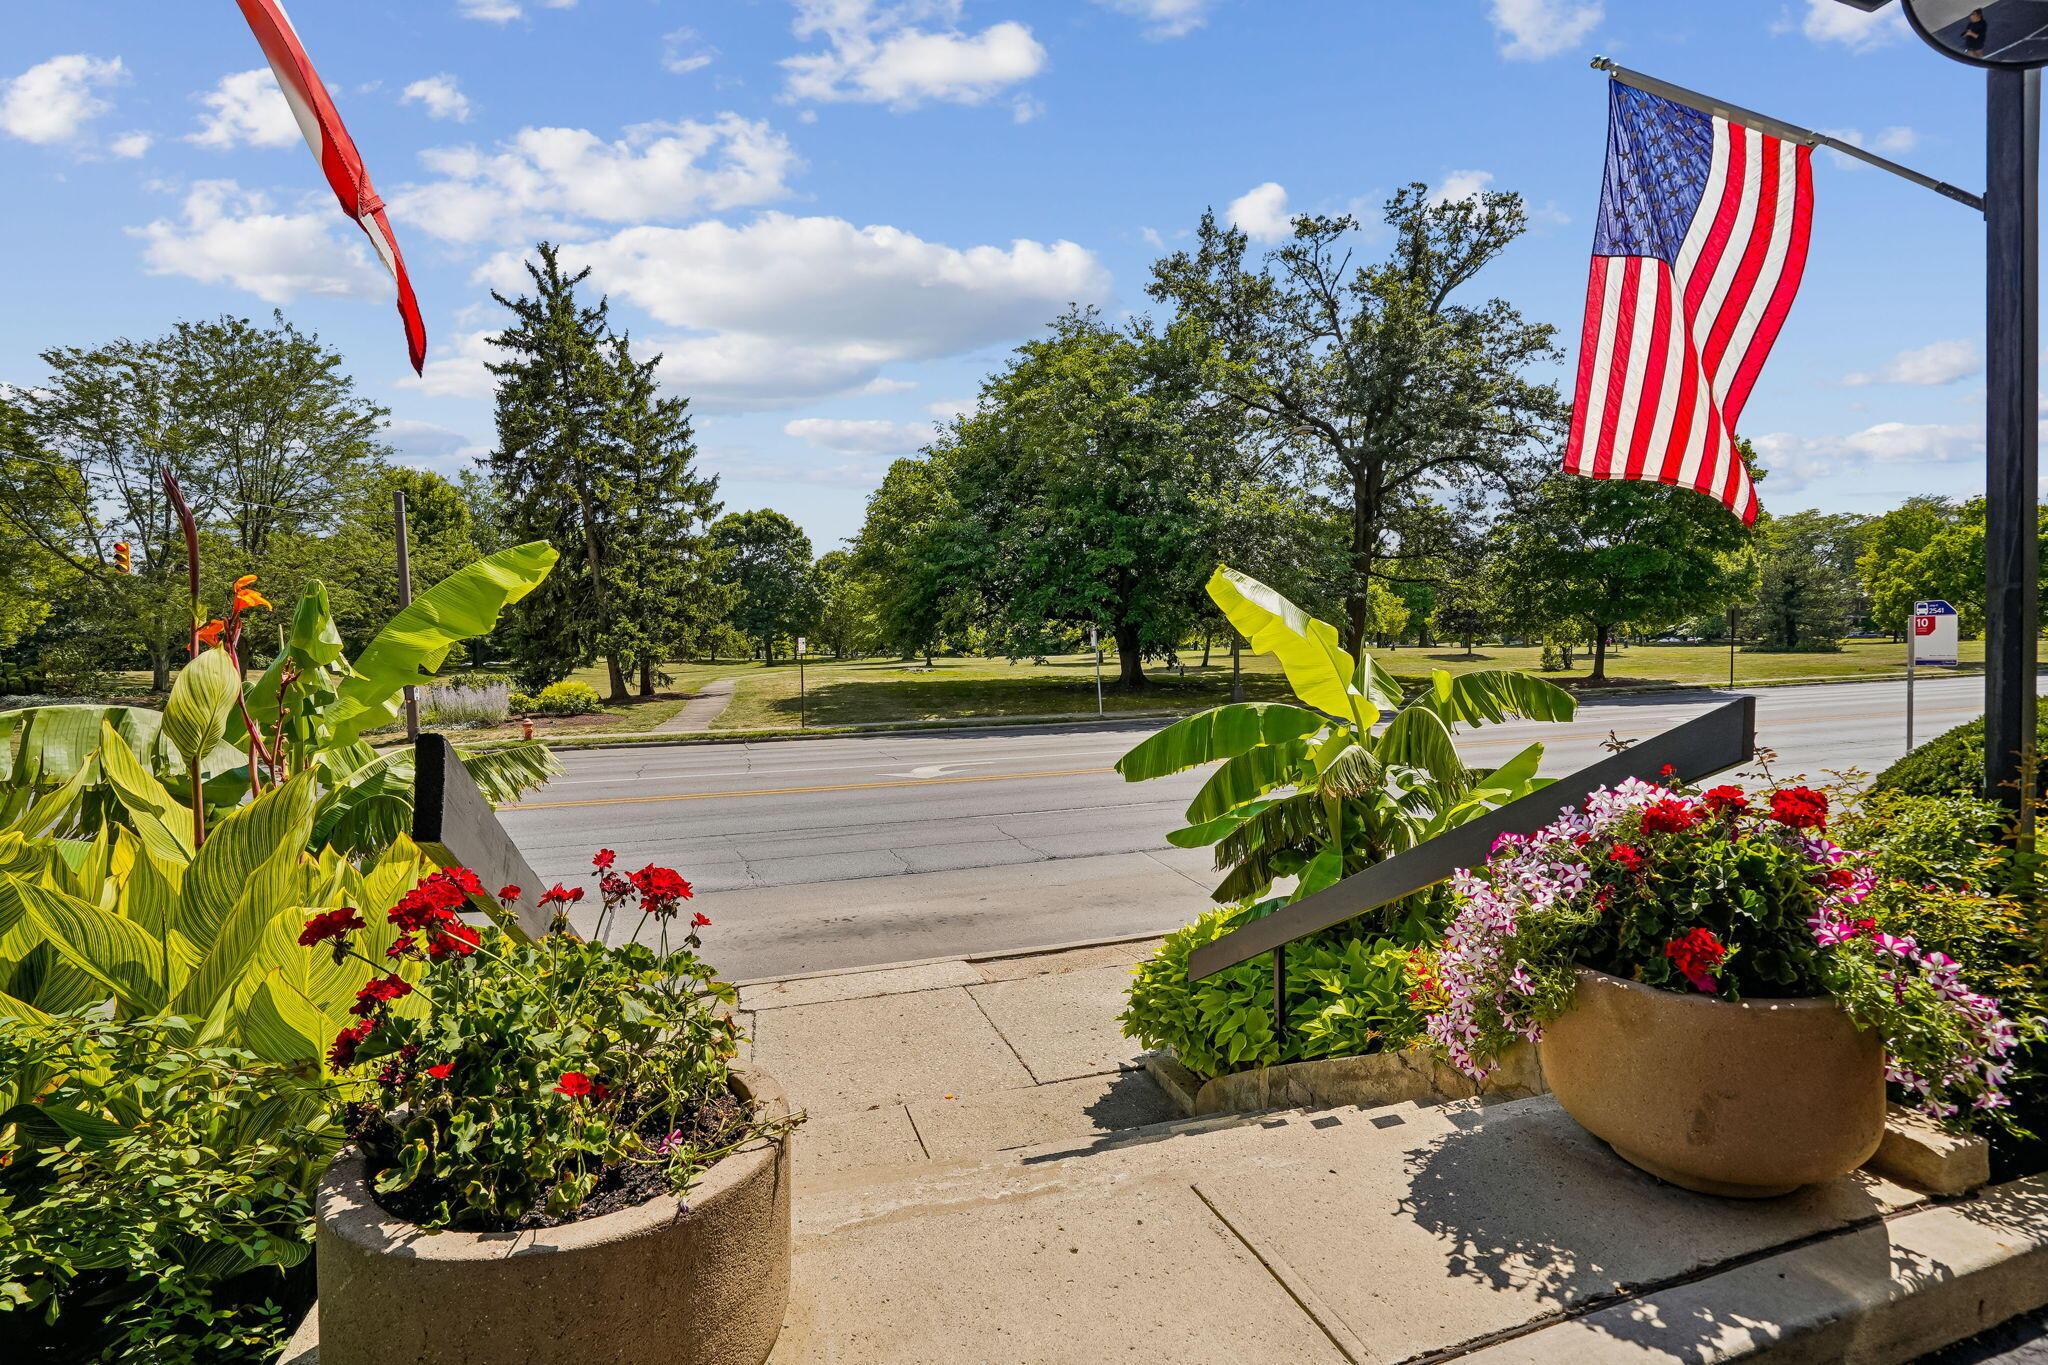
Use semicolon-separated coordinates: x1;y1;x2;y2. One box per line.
796;636;807;730
1089;626;1103;716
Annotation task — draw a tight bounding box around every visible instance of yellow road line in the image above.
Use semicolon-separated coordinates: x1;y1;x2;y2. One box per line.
504;766;1116;811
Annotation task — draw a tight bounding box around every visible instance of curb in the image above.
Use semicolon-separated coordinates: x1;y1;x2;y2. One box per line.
731;929;1167;991
457;709;1198;754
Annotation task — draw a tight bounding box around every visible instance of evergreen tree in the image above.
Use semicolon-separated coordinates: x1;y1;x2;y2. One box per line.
1746;510;1861;653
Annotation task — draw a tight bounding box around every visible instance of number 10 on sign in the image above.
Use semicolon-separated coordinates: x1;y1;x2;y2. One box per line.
1907;599;1960;750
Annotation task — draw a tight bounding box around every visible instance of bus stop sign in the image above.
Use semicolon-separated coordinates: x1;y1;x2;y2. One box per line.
1914;599;1961;666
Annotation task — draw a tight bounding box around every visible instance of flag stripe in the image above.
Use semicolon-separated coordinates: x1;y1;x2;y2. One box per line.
1620;265;1675;481
1596;257;1646;466
1723;144;1814;428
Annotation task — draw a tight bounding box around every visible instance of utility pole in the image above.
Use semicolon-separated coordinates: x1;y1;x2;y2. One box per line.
1090;625;1104;717
797;637;808;729
395;488;419;741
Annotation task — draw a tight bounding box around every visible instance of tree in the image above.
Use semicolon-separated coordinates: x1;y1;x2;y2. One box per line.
1494;469;1756;682
1859;496;1965;639
1747;510;1861;652
933;308;1222;687
1148;186;1564;653
1868;497;2048;640
600;333;726;695
709;510;818;662
811;550;874;659
851;454;977;666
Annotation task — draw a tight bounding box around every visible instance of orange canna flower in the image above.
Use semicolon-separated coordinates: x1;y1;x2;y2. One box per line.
231;574;271;614
195;619;226;647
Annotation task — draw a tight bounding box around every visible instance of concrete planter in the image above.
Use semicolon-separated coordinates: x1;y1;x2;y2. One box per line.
1539;968;1886;1199
1145;1040;1547;1117
314;1066;792;1365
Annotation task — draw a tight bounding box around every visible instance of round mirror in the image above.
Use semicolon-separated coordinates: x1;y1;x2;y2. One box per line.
1902;0;2048;68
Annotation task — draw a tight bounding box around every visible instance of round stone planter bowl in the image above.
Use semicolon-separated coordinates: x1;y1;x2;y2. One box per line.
314;1066;792;1365
1538;968;1885;1199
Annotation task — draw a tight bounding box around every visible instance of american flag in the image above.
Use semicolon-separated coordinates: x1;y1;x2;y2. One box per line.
234;0;427;374
1564;81;1814;525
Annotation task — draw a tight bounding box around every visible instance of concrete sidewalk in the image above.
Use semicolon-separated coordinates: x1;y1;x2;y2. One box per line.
751;943;2048;1364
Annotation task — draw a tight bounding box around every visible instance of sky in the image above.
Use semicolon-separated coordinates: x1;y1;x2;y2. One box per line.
0;0;2019;551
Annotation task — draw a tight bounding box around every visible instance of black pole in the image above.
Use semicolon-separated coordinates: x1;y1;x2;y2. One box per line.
1984;68;2039;824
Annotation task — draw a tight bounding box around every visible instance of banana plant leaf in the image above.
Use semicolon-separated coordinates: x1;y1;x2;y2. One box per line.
1207;566;1375;726
1115;702;1328;782
324;542;558;744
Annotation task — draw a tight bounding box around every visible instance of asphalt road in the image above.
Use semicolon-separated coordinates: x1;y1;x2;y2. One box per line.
498;674;2022;982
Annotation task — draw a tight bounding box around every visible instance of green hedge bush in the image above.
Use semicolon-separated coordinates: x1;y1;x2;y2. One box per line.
534;680;601;716
1874;715;2048;798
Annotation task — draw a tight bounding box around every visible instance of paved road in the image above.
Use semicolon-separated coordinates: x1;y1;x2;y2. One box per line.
498;674;2021;981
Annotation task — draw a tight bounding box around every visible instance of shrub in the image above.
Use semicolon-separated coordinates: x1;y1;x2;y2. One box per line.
534;680;601;716
0;1014;336;1365
508;690;537;713
1874;715;2048;799
418;681;511;727
312;858;792;1231
1122;900;1432;1078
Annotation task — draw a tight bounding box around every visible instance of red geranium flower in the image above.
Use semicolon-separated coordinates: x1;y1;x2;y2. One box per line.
1639;798;1705;835
444;867;483;896
553;1070;595;1098
1702;785;1750;816
1610;844;1645;871
1659;764;1678;779
630;864;694;917
328;1018;377;1068
497;884;522;903
593;849;616;870
299;906;365;946
691;911;712;928
1767;786;1828;830
426;1062;456;1080
350;973;413;1016
425;922;480;963
539;883;584;906
1664;927;1728;992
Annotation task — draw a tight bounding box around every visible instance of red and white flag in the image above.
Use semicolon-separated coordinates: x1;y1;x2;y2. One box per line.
1565;80;1815;525
234;0;427;374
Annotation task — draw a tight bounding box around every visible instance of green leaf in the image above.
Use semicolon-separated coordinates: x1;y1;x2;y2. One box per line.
179;773;316;955
160;648;243;762
1293;846;1344;900
1377;706;1466;793
0;704;165;787
1185;739;1308;824
96;721;195;864
326;543;559;743
1116;703;1327;782
241;971;329;1066
1164;797;1282;849
1413;669;1576;727
6;874;167;1013
1208;565;1374;726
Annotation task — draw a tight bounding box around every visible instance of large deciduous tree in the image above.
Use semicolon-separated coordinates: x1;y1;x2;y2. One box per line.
850;454;978;666
1148;186;1563;654
1494;469;1756;682
709;509;819;663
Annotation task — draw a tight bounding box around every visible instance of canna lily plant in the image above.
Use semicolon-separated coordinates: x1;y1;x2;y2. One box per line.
1117;567;1577;905
0;526;561;859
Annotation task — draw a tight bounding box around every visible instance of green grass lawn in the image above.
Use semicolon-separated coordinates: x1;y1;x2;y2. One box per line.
89;637;1985;741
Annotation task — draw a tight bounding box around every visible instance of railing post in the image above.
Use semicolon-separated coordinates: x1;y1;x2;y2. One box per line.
1272;944;1287;1047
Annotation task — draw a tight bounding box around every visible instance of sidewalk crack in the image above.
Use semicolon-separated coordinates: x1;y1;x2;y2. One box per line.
966;984;1043;1086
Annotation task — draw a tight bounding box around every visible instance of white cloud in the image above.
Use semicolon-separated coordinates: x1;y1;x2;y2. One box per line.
1843;340;1981;388
393;115;798;244
1227;182;1291;242
783;1;1047;109
784;417;937;453
708;449;892;488
1874;126;1918;154
400;327;504;399
1429;169;1497;206
385;417;489;469
0;54;125;146
1796;0;1905;51
1486;0;1602;61
927;395;974;420
663;28;720;74
109;131;152;159
130;180;385;303
1092;0;1215;39
402;74;472;122
190;68;300;150
473;213;1110;410
458;0;578;20
1821;124;1922;169
1751;420;1983;489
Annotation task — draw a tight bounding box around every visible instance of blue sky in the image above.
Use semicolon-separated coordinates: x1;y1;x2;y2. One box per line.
0;0;2014;550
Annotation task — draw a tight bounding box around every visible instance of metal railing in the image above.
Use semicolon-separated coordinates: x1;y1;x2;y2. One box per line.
1187;697;1759;1041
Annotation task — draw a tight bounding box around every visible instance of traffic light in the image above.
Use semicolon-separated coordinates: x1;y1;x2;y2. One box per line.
113;541;131;574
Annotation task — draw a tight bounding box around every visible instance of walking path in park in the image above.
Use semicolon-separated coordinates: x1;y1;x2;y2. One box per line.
652;676;737;734
735;940;2048;1364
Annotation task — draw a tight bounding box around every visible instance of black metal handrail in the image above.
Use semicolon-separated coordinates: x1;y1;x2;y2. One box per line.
1187;696;1758;1040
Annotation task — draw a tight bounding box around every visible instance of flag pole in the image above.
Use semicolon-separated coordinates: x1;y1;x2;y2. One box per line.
1591;57;1985;212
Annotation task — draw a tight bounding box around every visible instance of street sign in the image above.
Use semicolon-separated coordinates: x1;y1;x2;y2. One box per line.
1913;599;1961;665
796;637;806;656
